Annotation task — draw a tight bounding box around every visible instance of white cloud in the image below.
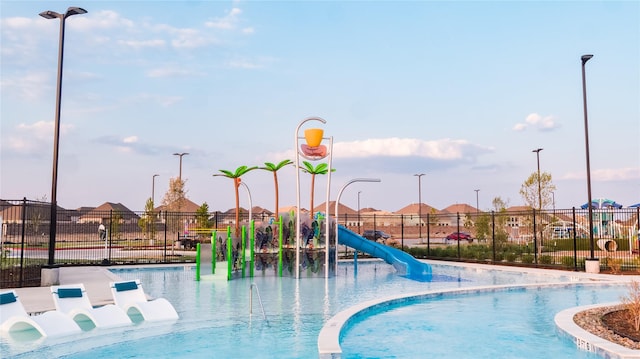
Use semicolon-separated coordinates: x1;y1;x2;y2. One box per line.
0;72;51;100
205;7;242;30
146;67;196;78
268;137;492;162
123;136;138;144
6;121;74;154
513;113;560;132
118;39;165;49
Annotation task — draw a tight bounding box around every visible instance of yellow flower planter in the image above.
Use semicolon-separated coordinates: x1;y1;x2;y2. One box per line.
304;128;324;147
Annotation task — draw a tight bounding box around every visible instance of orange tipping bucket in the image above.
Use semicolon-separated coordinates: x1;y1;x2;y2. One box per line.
304;128;324;147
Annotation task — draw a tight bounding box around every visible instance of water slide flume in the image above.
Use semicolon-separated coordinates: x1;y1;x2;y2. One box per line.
337;225;432;282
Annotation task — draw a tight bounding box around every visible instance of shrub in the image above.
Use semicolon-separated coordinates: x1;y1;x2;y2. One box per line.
505;252;517;262
521;254;534;264
560;256;575;268
539;255;553;265
621;280;640;331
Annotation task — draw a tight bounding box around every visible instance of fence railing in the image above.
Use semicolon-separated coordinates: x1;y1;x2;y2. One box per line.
1;198;639;288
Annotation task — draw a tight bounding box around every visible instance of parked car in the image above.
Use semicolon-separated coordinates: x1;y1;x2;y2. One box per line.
446;232;473;242
362;230;391;243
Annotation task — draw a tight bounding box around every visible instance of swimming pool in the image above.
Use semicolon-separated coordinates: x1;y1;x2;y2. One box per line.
1;260;630;358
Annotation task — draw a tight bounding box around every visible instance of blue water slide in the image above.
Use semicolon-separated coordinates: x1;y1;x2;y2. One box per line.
337;225;432;282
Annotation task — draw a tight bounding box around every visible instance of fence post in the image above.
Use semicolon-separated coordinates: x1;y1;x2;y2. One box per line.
572;207;578;271
491;211;496;262
400;214;404;250
19;197;27;287
163;211;167;262
426;213;430;255
533;209;538;264
456;212;461;258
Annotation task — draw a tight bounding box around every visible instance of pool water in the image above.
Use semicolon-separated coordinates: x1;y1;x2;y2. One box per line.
1;261;629;358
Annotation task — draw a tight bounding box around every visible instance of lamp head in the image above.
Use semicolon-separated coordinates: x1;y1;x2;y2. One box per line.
39;11;61;19
581;54;594;64
66;7;87;17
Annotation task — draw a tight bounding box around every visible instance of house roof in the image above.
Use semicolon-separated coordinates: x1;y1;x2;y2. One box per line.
82;202;138;219
395;203;439;215
313;201;357;216
441;203;479;214
155;198;201;213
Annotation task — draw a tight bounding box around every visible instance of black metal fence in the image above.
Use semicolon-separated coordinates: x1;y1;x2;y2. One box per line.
1;198;639;288
337;206;640;273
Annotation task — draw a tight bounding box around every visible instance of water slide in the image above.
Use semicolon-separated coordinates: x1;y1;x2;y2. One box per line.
337;225;432;282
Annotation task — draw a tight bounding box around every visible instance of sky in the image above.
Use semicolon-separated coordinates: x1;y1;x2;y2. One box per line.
1;0;639;214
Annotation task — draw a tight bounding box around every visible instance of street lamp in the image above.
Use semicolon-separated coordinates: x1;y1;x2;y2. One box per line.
581;54;596;263
40;6;87;267
173;152;189;181
414;173;425;242
152;174;159;206
532;148;543;211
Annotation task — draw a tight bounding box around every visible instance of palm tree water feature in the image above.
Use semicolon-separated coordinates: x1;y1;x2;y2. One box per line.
195;213;433;281
197;211;337;280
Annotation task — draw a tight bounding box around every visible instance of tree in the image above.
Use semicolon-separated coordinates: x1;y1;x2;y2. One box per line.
162;177;188;233
491;196;509;247
138;198;156;240
519;171;556;210
301;161;335;219
214;166;258;236
261;159;293;218
195;202;211;236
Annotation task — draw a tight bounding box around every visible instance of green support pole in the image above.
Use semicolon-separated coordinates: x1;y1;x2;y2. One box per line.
249;220;255;278
211;230;216;274
227;226;232;281
241;226;246;278
195;243;201;281
278;215;283;277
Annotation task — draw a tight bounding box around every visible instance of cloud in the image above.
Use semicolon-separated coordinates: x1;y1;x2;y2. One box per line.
118;39;166;49
561;167;640;181
513;113;560;132
94;135;166;155
264;137;493;174
0;72;51;100
205;7;242;30
4;121;74;155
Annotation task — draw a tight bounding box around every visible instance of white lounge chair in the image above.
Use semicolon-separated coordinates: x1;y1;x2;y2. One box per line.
0;290;81;338
110;280;179;322
51;284;132;329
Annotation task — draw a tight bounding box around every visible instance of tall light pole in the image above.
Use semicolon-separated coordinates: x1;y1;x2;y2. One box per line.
532;148;543;211
40;6;87;267
357;191;362;234
414;173;425;241
173;152;189;181
152;174;159;206
581;54;596;261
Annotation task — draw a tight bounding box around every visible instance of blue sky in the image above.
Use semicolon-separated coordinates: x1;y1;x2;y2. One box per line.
1;0;639;213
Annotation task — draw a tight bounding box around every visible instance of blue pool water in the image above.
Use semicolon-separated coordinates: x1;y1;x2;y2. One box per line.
1;261;629;358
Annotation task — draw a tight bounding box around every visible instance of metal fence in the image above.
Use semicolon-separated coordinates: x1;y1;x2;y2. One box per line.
2;198;639;288
338;206;640;272
0;199;244;288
